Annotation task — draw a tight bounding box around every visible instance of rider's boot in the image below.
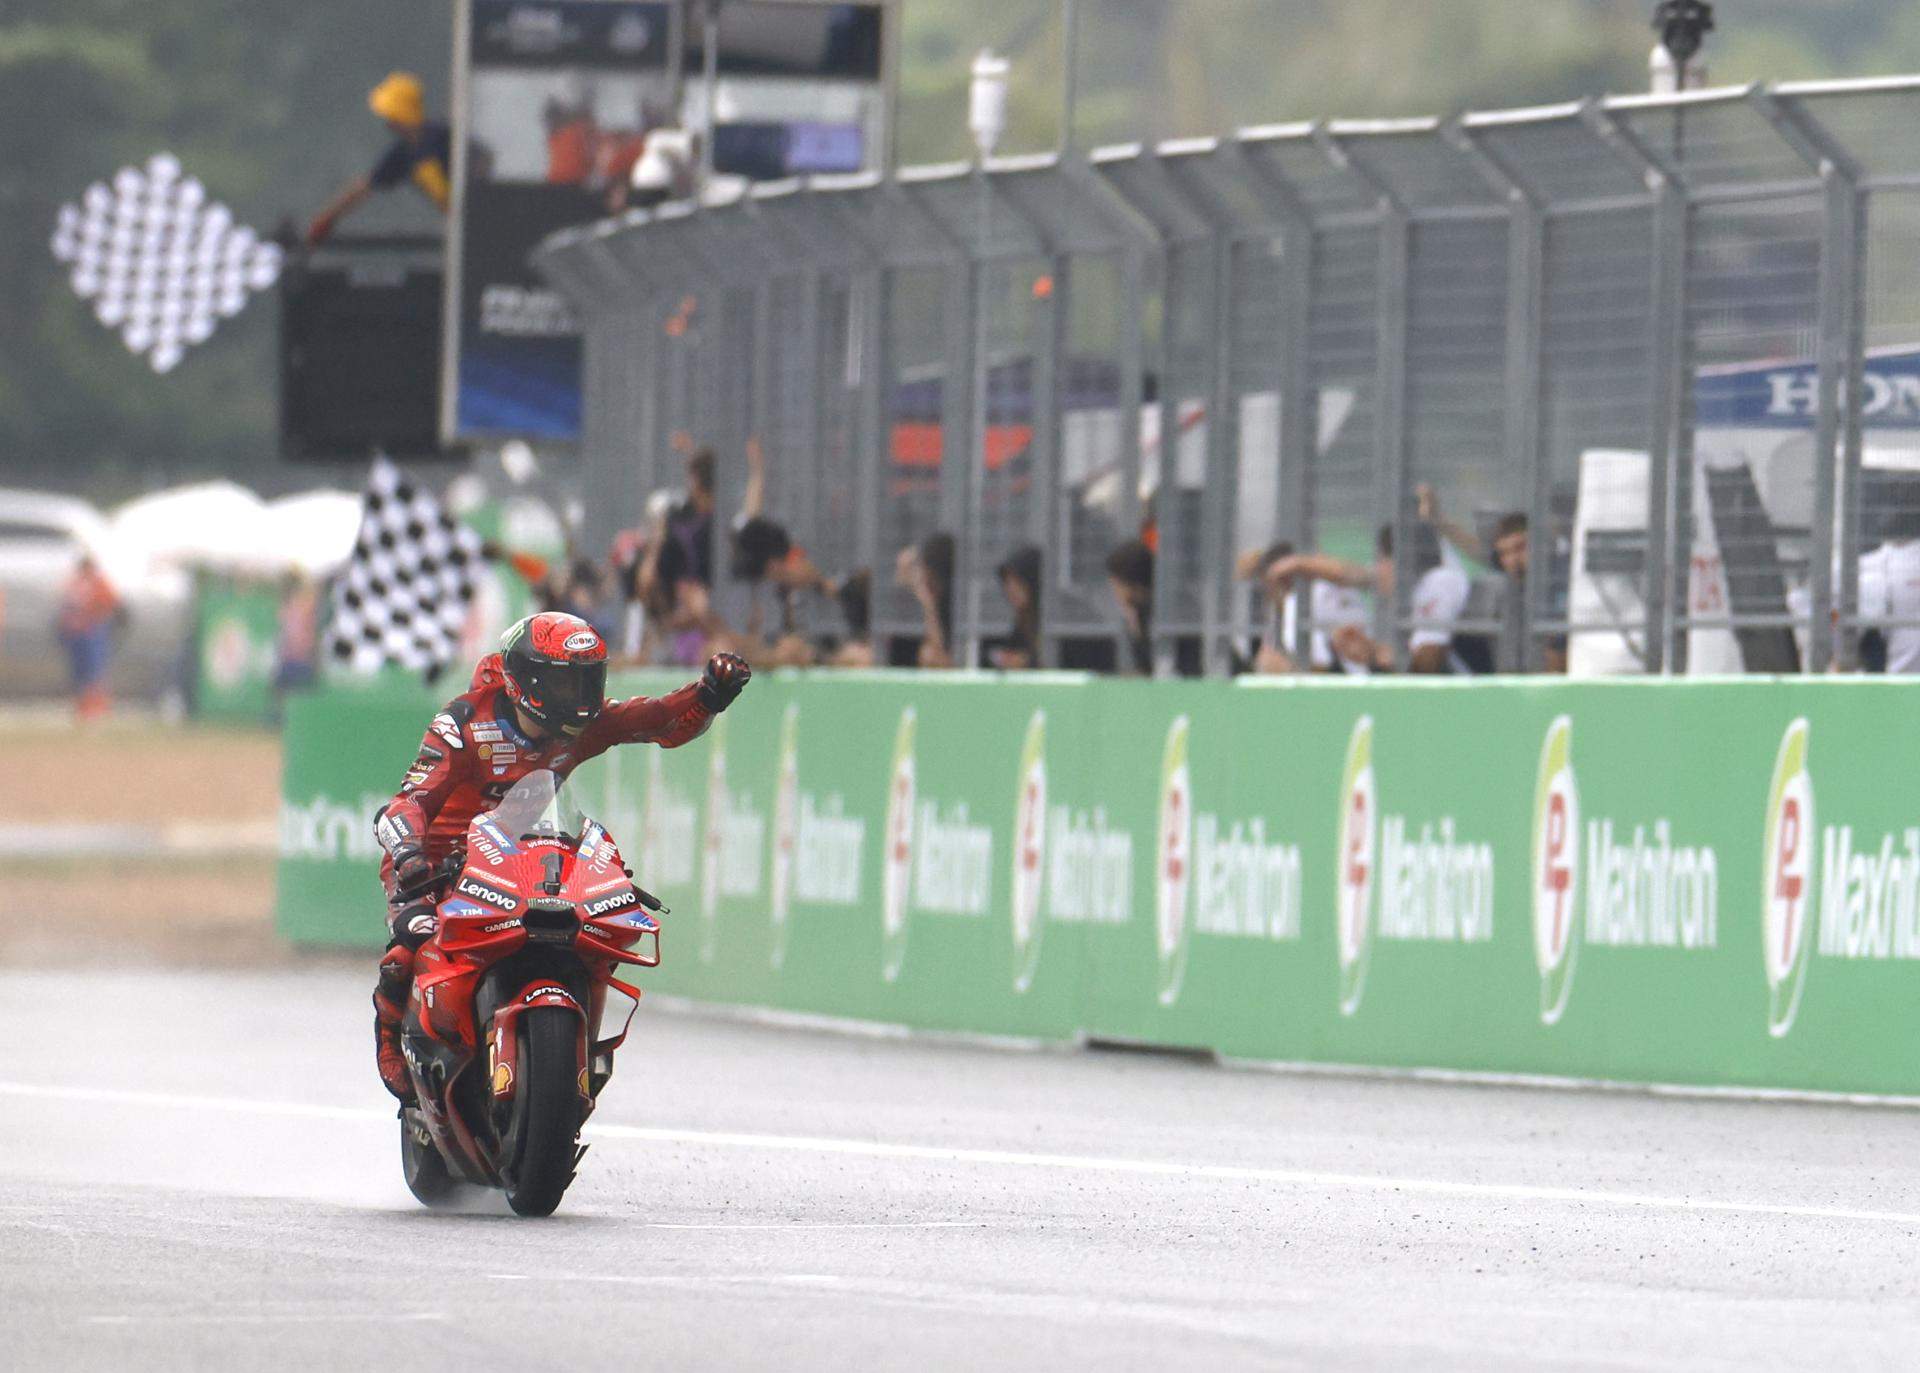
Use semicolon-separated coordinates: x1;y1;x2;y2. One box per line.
373;944;416;1104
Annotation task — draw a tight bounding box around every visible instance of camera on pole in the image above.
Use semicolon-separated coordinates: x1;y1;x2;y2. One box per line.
1653;0;1715;69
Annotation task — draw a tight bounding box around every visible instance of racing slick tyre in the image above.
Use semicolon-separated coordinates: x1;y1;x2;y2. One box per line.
503;1007;585;1217
400;1107;472;1209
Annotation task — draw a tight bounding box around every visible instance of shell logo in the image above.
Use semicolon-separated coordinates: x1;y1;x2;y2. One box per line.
1532;715;1581;1026
1762;718;1816;1038
1010;711;1048;994
1335;716;1376;1018
768;703;800;970
1155;716;1193;1007
879;707;917;983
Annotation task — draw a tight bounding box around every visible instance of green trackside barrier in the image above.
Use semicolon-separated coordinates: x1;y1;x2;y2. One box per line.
278;671;1920;1097
193;577;282;724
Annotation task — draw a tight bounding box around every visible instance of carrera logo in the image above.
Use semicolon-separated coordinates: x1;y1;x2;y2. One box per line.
880;707;917;984
1155;715;1193;1007
1011;710;1047;995
480;918;522;933
583;889;638;918
1532;716;1580;1026
455;875;518;911
1336;716;1376;1018
1763;718;1816;1038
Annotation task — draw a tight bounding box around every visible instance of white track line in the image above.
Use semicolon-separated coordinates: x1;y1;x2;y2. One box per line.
5;1079;1918;1229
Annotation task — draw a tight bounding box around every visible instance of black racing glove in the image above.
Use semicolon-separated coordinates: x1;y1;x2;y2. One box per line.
392;846;437;900
698;652;751;713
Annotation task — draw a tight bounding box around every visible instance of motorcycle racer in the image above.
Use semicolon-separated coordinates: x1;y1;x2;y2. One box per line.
370;610;750;1100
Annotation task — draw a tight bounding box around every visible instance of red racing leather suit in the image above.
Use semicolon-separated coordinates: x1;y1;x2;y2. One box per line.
372;652;712;924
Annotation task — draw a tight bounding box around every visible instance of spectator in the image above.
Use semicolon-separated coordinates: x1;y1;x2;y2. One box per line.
897;533;955;668
550;557;618;642
990;546;1042;670
632;516;715;666
1418;485;1563;674
666;447;717;590
824;569;876;667
1487;511;1568;674
543;85;598;186
1237;542;1370;675
57;554;122;721
273;572;321;713
305;73;452;244
1106;539;1155;676
1269;523;1471;674
1857;507;1920;673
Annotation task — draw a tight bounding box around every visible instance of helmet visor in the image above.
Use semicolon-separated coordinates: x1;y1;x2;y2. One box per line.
520;659;606;734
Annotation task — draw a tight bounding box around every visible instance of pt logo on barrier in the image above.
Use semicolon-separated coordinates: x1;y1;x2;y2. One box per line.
880;707;917;983
1532;715;1581;1026
1762;717;1815;1038
1155;715;1193;1006
1010;710;1048;994
769;702;800;970
699;712;729;966
1336;716;1375;1017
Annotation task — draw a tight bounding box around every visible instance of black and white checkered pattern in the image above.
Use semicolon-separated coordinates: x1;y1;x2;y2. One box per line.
49;152;282;374
326;459;483;676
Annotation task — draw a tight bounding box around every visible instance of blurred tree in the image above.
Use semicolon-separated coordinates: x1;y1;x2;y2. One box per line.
0;2;449;501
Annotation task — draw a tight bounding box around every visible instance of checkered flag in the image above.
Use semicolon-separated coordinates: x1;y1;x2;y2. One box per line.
49;152;282;374
326;459;483;676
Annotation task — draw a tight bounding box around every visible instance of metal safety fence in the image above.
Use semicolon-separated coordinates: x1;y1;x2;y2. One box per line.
537;76;1920;675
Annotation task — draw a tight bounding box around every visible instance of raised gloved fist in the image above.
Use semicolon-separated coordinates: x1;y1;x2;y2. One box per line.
698;652;751;713
393;846;437;899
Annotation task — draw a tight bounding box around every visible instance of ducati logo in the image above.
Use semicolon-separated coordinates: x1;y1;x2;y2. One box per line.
1010;711;1047;994
1762;718;1815;1038
1335;715;1375;1018
1154;716;1193;1007
880;707;917;983
1532;715;1581;1026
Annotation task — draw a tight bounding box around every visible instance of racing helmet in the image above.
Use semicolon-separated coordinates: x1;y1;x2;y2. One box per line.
499;613;608;738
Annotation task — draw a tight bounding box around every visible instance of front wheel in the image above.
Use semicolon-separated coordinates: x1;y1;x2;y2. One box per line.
503;1007;585;1217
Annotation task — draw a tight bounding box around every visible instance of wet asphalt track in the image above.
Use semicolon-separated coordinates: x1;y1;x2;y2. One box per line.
4;965;1920;1371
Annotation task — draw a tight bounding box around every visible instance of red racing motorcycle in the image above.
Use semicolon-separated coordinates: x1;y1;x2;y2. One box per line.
399;769;663;1216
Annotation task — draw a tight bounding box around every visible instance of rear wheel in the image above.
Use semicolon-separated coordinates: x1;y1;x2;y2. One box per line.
400;1108;473;1209
503;1008;585;1217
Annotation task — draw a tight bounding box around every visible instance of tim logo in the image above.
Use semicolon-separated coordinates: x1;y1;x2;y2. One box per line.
1532;716;1581;1026
1154;716;1193;1007
1762;718;1816;1038
1336;716;1375;1017
1011;710;1047;995
880;707;917;983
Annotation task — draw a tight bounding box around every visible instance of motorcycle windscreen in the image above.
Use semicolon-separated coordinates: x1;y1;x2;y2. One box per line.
481;768;587;845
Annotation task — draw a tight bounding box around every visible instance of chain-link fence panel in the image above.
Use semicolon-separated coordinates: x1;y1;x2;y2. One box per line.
540;79;1920;679
874;264;956;652
1683;194;1823;672
1538;205;1657;673
1306;223;1381;567
1402;215;1511;656
1223;234;1286;652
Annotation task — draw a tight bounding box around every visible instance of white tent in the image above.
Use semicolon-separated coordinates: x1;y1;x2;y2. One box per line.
109;482;361;579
